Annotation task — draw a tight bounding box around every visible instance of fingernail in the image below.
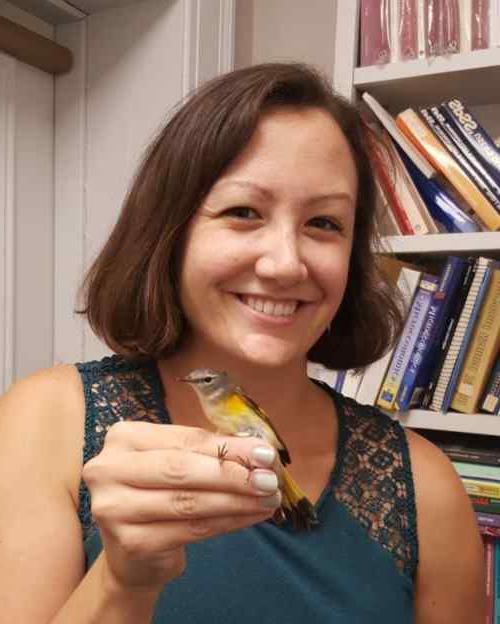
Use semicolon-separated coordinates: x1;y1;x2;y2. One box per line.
251;446;276;467
260;491;282;508
252;470;278;493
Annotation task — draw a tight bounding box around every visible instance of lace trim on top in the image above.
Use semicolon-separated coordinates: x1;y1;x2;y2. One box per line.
76;356;170;539
76;355;418;580
331;393;418;580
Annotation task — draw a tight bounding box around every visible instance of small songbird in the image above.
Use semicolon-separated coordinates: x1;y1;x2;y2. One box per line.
178;368;319;530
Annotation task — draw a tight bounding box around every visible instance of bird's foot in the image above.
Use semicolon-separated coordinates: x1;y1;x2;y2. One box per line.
217;442;228;466
236;455;253;483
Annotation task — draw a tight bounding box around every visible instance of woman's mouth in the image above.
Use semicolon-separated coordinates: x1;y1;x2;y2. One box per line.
237;294;300;318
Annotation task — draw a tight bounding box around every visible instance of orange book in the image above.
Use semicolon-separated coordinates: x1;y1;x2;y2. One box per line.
396;109;500;231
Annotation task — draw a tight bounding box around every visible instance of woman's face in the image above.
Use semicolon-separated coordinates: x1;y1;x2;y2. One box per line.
179;106;358;369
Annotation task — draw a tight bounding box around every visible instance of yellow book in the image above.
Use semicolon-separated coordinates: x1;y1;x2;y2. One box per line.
396;109;500;231
463;478;500;499
451;268;500;413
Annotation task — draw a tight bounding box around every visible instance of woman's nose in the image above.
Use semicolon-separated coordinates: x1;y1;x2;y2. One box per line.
254;230;308;287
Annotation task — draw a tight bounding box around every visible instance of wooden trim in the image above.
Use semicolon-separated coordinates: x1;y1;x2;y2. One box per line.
0;16;72;75
0;55;16;391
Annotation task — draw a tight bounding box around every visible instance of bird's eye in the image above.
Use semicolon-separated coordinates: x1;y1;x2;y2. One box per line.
204;376;213;383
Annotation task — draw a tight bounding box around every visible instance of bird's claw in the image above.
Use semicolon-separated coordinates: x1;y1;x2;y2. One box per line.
236;455;253;483
217;442;228;465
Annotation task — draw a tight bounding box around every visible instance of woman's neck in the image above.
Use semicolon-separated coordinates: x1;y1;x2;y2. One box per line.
156;347;323;437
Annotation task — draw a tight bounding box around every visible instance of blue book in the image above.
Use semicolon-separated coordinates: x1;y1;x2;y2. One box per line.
423;259;477;409
397;147;480;234
397;256;469;410
436;105;500;204
420;107;500;213
396;274;440;410
335;370;346;393
378;273;438;411
443;98;500;188
441;261;496;412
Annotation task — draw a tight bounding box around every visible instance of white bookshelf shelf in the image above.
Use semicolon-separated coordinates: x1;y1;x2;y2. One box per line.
354;48;500;111
379;232;500;257
397;410;500;436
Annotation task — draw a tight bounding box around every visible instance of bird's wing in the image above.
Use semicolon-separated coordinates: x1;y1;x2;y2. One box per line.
236;385;291;465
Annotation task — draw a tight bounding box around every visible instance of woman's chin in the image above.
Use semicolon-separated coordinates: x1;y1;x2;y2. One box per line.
235;335;303;369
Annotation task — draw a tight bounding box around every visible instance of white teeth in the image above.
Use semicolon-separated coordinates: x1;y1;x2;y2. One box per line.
242;296;298;317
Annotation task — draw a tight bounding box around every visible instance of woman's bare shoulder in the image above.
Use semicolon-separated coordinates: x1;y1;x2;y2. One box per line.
0;363;86;500
405;429;485;624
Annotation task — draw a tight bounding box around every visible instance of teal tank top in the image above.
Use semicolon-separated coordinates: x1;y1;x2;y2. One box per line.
77;355;418;623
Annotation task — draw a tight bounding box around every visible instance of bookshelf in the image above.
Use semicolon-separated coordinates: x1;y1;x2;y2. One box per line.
354;48;500;110
379;232;500;257
334;2;500;438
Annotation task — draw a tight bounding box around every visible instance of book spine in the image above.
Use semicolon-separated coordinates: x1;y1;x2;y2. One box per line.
357;266;423;405
445;448;500;467
471;496;500;514
368;135;415;234
396;109;500;231
383;134;437;234
341;369;364;400
481;356;500;414
492;0;500;48
360;0;391;66
335;370;347;393
423;258;477;408
430;258;490;412
463;479;500;499
404;256;469;408
495;540;500;624
435;105;500;204
453;460;500;481
477;513;500;529
362;92;436;178
377;273;437;411
443;98;500;185
396;274;440;410
485;538;494;624
451;267;500;413
397;147;480;233
420;107;500;212
441;261;494;412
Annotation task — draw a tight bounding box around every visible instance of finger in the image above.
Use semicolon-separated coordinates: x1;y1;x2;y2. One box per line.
110;510;276;558
84;448;279;495
104;422;276;467
93;485;282;523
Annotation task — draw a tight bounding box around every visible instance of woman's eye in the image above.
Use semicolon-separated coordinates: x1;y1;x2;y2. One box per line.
224;206;259;219
308;216;341;232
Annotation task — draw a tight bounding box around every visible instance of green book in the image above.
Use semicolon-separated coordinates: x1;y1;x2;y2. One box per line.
452;461;500;482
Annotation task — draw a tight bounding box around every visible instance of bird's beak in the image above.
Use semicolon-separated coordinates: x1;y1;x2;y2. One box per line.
175;376;190;383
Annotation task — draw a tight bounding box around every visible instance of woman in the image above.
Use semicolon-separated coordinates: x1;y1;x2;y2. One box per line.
0;63;484;622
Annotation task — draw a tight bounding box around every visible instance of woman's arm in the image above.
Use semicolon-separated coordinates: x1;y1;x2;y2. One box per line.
0;365;280;623
407;429;486;624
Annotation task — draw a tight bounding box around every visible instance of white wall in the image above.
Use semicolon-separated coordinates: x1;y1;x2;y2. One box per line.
54;0;235;365
0;2;55;390
234;0;337;79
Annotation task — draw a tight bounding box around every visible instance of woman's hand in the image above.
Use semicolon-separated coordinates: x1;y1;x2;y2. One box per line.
82;421;280;593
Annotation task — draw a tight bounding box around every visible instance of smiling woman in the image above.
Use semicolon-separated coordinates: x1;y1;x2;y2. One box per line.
0;62;485;624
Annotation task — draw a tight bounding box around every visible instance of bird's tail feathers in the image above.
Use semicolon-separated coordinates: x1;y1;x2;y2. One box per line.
274;468;319;531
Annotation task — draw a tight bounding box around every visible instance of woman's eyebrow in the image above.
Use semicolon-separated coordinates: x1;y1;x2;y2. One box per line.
213;179;354;205
212;179;274;200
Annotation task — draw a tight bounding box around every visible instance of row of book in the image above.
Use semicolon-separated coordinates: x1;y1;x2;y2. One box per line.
416;429;500;622
309;254;500;415
363;91;500;234
360;0;500;67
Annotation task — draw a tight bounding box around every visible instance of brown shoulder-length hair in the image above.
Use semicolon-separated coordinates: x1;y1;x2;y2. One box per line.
78;62;405;370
